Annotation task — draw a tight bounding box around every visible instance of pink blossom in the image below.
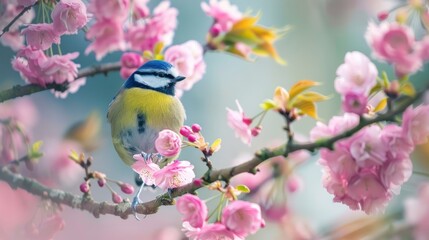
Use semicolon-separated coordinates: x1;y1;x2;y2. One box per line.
154;160;195;190
132;0;150;20
85;19;126;60
126;1;178;52
47;140;83;187
51;0;88;35
52;77;87;98
88;0;129;21
12;47;48;85
194;223;238;240
226;100;253;145
120;52;144;79
381;124;414;158
310;112;359;141
349;125;387;167
287;174;303;193
201;0;243;33
40;52;80;84
342;91;368;115
365;22;423;77
405;183;429;240
22;23;60;50
176;194;208;228
121;52;144;68
132;154;161;186
165;40;207;97
1;31;25;51
335;51;378;95
155;129;182;158
24;214;65;240
17;0;37;7
402;105;429;145
222;200;264;238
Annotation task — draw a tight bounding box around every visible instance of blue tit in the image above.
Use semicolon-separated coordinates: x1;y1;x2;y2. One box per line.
107;60;186;168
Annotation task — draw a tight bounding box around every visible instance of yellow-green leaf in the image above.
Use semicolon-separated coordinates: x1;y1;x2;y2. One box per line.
297;91;329;102
210;138;222;153
293;99;318;119
369;82;383;97
143;50;153;60
28;141;43;159
400;82;416;97
373;98;387;112
289;80;319;101
274;86;289;111
231;16;259;31
153;42;164;55
236;185;250;193
260;99;276;110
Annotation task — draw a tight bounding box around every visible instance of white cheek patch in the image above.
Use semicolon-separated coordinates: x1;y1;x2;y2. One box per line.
134;74;170;88
168;67;179;78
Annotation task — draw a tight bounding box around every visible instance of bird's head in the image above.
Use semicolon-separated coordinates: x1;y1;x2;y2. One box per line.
124;60;185;96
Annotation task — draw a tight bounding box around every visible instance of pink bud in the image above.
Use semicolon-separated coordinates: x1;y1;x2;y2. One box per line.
187;134;197;143
112;192;123;203
120;182;134;194
242;117;252;126
97;178;106;187
193;178;203;187
377;11;389;21
286;175;302;193
191;124;202;133
251;126;262;137
180;126;192;137
80;182;90;193
209;23;222;37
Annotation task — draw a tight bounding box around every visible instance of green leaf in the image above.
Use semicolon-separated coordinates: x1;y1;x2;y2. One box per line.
236;185;250;193
210;138;222;153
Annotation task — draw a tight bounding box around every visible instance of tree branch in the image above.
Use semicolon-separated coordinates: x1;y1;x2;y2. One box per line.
0;84;427;219
0;2;38;38
0;62;121;103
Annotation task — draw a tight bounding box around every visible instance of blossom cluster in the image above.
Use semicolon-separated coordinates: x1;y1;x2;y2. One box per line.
177;194;265;240
311;94;429;214
132;129;195;190
6;0;88;98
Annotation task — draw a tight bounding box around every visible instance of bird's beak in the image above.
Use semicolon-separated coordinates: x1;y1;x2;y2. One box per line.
174;76;186;82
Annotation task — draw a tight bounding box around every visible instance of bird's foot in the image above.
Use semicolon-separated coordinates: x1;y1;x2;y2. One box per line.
131;183;145;220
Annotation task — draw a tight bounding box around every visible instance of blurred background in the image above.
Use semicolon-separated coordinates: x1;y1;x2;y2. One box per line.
1;0;429;239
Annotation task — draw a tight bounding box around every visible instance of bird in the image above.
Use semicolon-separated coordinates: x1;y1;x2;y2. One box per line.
107;60;186;181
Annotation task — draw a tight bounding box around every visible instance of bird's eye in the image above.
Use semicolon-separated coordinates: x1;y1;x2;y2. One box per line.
158;72;165;78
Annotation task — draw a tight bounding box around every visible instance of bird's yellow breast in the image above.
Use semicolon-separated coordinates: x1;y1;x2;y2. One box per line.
108;88;185;165
108;88;185;130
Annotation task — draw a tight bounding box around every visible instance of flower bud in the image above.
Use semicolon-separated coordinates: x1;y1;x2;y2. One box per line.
193;178;203;187
97;178;106;187
119;182;135;194
209;23;222;37
191;124;202;133
187;134;197;143
251;126;262;137
112;192;123;203
377;11;389;21
180;126;192;137
80;182;90;193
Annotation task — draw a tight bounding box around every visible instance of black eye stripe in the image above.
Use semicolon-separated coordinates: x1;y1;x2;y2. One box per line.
136;71;174;79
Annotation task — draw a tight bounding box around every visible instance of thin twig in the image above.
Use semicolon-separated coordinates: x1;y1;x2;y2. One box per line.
0;62;121;103
0;2;39;38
